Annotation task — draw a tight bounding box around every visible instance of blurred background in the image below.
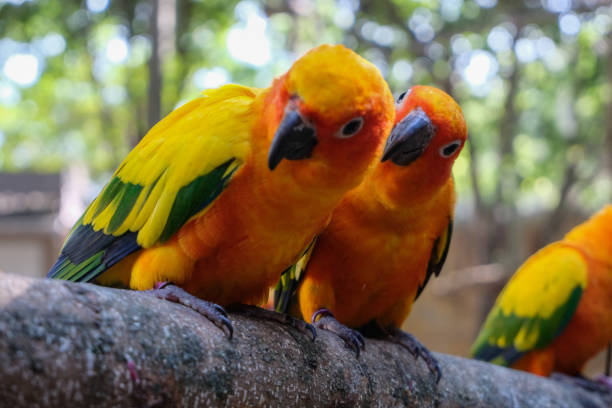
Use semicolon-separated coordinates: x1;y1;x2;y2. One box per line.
0;0;610;373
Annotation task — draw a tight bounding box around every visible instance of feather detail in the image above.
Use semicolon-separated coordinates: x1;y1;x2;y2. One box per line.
48;83;257;282
471;243;587;366
415;218;453;300
274;237;318;314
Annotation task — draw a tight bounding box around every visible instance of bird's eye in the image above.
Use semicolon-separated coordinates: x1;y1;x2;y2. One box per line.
439;140;462;158
397;92;407;104
396;89;411;105
336;117;364;139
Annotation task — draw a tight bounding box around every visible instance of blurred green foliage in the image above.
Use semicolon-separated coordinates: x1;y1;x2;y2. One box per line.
0;0;611;263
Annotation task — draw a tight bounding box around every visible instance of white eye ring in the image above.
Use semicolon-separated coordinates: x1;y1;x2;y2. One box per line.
439;140;462;158
335;117;364;139
395;88;411;106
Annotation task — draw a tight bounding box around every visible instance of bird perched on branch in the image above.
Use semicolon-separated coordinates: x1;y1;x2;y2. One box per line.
274;86;468;382
48;44;395;338
472;205;612;388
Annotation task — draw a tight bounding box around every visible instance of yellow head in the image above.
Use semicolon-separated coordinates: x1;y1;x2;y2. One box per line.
265;44;394;191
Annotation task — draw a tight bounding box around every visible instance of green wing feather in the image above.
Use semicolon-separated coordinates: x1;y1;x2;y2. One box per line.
471;243;587;366
48;84;259;282
274;237;318;316
84;84;257;247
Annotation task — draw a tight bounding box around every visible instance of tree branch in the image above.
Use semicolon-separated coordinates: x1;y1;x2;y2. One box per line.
0;273;610;407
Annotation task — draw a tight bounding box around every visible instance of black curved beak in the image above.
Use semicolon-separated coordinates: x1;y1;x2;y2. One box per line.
268;110;318;170
382;107;434;166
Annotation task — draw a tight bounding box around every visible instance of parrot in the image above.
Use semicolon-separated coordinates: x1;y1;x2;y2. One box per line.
47;44;395;338
471;205;612;388
274;85;468;381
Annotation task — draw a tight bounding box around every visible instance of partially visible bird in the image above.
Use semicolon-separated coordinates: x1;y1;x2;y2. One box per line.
275;85;468;381
472;205;612;388
48;44;395;337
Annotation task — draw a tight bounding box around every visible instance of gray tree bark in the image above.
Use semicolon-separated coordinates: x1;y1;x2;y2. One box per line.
0;273;610;407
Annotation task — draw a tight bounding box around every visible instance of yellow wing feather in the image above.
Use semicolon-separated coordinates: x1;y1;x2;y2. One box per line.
472;242;587;363
84;84;260;248
498;243;587;321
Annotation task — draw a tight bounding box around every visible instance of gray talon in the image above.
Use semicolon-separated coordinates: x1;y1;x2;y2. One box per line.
145;283;234;339
314;313;365;358
385;327;442;383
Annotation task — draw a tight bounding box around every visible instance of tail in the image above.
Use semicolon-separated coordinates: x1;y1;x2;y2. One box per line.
47;225;139;282
273;237;317;314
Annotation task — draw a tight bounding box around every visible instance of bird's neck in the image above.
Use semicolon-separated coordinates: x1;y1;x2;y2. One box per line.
366;159;453;209
346;171;454;231
564;205;612;266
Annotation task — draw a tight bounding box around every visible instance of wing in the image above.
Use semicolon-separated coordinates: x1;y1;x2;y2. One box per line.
415;217;453;300
273;237;317;315
48;84;260;282
471;243;587;366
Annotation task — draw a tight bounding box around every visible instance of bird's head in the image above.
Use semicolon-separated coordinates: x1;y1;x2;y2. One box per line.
383;85;467;171
265;44;394;191
373;86;467;205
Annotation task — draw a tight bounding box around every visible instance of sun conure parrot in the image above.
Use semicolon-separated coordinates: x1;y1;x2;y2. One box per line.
471;205;612;387
274;85;468;381
47;44;395;338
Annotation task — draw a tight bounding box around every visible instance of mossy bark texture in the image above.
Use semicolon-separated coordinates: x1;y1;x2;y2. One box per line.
0;273;610;407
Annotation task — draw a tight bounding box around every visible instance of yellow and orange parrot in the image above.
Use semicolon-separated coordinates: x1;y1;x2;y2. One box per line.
48;44;395;337
471;205;612;387
274;86;468;380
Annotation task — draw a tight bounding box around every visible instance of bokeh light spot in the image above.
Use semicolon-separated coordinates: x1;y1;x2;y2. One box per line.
39;33;66;57
3;53;41;87
515;38;537;63
461;50;498;87
86;0;110;13
475;0;497;8
559;13;581;36
227;2;271;66
543;0;571;14
193;67;230;89
392;59;413;82
105;37;129;64
487;25;513;52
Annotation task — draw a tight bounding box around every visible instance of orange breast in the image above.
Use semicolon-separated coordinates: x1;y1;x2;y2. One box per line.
175;160;332;306
299;182;453;328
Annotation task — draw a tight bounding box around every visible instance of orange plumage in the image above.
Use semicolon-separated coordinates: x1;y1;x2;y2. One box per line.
50;45;394;313
147;51;392;307
280;86;467;330
472;205;612;377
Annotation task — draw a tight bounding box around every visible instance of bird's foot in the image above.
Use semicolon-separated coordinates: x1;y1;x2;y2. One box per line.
384;327;442;383
228;304;316;341
595;375;612;391
144;282;233;339
551;372;612;394
312;308;365;357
